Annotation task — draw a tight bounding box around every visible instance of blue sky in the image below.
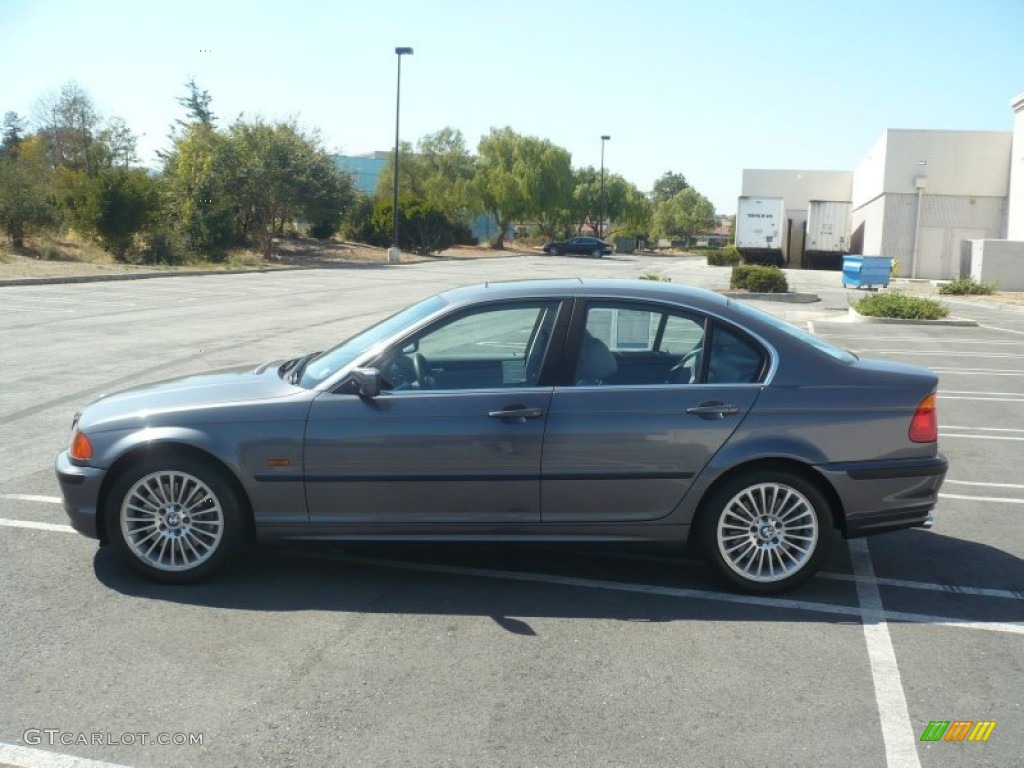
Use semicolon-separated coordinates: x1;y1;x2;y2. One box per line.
2;0;1022;213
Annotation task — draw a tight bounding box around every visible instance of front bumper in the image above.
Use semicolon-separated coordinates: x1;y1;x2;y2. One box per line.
817;455;948;538
54;450;107;539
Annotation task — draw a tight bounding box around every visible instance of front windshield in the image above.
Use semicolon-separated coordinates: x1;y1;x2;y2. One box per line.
297;295;447;388
727;299;857;364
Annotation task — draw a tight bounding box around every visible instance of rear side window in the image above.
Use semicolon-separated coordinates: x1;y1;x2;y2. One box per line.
707;323;766;384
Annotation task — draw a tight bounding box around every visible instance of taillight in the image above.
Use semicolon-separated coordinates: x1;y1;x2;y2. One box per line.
70;429;94;460
909;393;938;443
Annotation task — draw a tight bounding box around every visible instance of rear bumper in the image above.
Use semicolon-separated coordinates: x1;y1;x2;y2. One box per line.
54;451;106;539
817;455;948;538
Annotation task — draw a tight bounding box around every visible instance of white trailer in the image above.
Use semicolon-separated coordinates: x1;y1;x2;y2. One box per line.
804;200;852;270
735;196;786;266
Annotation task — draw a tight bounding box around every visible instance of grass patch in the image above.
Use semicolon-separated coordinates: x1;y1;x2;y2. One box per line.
938;276;996;295
638;271;671;282
855;291;949;320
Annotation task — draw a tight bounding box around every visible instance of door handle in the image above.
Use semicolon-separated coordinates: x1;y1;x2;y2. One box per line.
488;406;544;422
686;401;740;418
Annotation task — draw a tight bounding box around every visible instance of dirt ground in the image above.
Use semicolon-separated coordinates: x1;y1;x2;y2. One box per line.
0;237;538;281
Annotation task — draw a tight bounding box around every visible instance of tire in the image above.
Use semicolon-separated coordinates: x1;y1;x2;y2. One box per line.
592;249;603;258
105;455;245;584
699;470;832;594
549;247;559;256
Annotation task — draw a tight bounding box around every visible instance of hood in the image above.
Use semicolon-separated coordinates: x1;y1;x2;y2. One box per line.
78;363;304;431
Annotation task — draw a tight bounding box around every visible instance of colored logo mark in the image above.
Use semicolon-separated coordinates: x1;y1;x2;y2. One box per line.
200;49;212;53
920;720;996;742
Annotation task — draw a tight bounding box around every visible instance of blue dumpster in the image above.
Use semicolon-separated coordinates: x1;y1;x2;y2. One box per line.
842;255;892;289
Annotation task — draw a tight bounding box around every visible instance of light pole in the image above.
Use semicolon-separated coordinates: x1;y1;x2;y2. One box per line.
389;46;413;264
599;135;610;239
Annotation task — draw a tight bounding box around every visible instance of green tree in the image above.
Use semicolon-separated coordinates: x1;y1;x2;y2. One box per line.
77;167;158;260
474;127;573;248
35;81;103;175
0;135;55;247
568;168;642;237
176;77;216;129
220;118;354;257
161;123;239;257
651;171;689;204
1;111;28;158
652;188;716;246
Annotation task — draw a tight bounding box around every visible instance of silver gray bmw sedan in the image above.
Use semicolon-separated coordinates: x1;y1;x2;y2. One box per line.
56;279;947;593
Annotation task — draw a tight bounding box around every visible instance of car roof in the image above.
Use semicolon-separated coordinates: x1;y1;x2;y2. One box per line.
439;278;731;311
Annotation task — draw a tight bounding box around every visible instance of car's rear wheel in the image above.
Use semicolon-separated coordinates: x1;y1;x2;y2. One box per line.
106;456;244;583
700;470;832;594
592;248;603;258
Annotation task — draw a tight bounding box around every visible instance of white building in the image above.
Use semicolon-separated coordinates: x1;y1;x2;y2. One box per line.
740;91;1024;285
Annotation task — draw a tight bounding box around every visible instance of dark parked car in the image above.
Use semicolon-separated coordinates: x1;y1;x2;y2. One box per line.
543;237;613;257
56;279;946;593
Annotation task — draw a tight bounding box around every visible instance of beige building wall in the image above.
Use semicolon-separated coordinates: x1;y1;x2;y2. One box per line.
1008;93;1024;239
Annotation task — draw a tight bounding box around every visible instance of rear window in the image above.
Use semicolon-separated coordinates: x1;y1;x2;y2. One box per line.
727;299;857;364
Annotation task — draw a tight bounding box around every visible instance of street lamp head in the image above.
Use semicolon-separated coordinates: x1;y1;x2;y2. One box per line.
395;46;414;55
601;135;611;141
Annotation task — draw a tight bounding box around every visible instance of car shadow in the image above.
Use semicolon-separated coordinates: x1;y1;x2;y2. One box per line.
93;529;1024;632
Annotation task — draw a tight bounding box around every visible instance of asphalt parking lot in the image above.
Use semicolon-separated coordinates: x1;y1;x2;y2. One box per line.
1;254;1021;768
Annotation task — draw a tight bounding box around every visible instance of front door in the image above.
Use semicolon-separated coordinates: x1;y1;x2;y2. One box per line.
304;301;561;524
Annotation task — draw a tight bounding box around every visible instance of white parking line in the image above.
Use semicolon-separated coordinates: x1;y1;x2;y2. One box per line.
0;518;76;533
940;434;1024;441
941;426;1024;433
322;553;1024;635
941;390;1024;396
848;539;921;768
0;494;63;504
0;742;133;768
980;324;1024;337
938;492;1024;504
944;479;1024;489
939;396;1024;403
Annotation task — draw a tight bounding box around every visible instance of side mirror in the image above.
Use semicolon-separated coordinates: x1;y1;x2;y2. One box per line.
352;367;382;398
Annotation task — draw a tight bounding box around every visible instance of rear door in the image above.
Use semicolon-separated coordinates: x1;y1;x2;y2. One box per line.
541;300;765;522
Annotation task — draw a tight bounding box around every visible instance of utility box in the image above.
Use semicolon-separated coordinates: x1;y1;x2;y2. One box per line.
736;196;786;266
842;255;892;289
804;200;852;270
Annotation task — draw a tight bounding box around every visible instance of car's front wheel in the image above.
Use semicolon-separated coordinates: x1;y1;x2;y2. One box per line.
700;470;832;594
106;456;244;583
548;246;559;256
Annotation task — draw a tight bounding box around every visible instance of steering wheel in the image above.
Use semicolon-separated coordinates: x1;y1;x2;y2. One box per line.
411;352;431;389
668;348;702;384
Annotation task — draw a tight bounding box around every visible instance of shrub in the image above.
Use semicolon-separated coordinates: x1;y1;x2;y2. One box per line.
938;276;996;295
855;291;949;320
708;245;742;267
730;264;788;293
308;220;338;240
139;228;189;265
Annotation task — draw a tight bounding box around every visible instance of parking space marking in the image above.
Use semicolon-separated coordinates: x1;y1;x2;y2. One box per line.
944;479;1024;490
940;434;1024;441
0;518;75;533
0;494;62;504
590;551;1024;601
319;553;1024;635
938;492;1024;504
941;389;1024;396
931;369;1024;376
940;396;1024;403
0;742;133;768
942;426;1024;434
979;324;1024;336
848;538;921;768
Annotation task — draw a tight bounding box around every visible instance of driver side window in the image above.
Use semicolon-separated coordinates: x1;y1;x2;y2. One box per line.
377;302;558;391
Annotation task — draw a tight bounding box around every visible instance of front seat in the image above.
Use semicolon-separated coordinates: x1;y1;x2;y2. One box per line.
575;332;618;385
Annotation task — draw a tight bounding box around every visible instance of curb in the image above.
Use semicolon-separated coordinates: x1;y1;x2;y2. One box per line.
721;291;820;304
815;307;978;326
